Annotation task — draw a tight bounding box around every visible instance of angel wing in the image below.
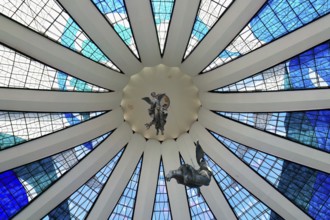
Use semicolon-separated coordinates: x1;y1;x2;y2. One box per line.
194;140;205;166
142;97;153;105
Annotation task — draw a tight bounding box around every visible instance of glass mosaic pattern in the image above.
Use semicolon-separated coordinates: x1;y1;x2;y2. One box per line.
203;0;330;72
185;186;215;219
0;111;103;150
92;0;140;58
217;110;330;152
151;0;175;54
205;154;284;220
184;0;234;59
0;44;109;92
152;160;172;220
179;157;215;219
0;0;119;70
43;147;124;220
215;41;330;92
210;130;330;219
108;157;143;220
0;133;110;220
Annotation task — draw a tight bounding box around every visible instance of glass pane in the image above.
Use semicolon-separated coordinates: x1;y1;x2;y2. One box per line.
92;0;140;58
204;0;330;72
0;0;119;70
0;132;110;219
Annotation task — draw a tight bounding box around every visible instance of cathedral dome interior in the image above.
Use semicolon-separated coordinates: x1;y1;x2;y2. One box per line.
0;0;329;219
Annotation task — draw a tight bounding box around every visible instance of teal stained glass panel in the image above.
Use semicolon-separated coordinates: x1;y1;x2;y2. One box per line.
184;0;234;59
0;0;119;70
0;44;109;92
92;0;140;58
151;0;175;54
0;111;103;150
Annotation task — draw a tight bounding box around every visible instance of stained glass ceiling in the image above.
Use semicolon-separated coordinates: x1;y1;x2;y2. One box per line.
0;0;329;220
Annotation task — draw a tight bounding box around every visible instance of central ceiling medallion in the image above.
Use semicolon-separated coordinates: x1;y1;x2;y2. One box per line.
121;64;201;141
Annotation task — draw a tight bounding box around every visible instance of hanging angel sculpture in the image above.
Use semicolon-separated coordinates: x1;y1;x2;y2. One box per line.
165;141;212;196
142;92;170;135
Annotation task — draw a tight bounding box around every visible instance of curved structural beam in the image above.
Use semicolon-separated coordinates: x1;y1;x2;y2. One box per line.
58;0;143;75
190;121;312;220
181;0;266;76
0;89;122;112
194;14;330;91
162;0;199;67
0;15;128;91
14;122;133;220
177;133;236;220
125;0;161;66
161;139;190;219
0;109;123;172
198;107;330;174
200;90;330;112
87;133;145;220
134;140;161;219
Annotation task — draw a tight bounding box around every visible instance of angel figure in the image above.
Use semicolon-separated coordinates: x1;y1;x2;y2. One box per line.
142;92;170;135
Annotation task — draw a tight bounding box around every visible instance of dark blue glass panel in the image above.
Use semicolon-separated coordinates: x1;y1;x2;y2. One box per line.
204;0;330;72
205;154;283;219
218;110;330;152
152;160;172;220
210;130;330;219
0;133;110;219
215;41;330;92
108;157;143;219
0;171;28;220
43;147;124;220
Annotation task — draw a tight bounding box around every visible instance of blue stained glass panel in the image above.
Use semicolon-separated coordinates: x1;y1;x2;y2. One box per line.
0;44;109;92
0;111;103;150
0;133;110;220
210;131;330;219
43;147;124;220
180;156;215;219
204;0;330;72
217;110;330;153
152;160;172;220
215;41;330;92
205;154;284;219
0;0;119;70
108;158;143;220
185;186;215;220
151;0;175;54
184;0;234;58
92;0;140;58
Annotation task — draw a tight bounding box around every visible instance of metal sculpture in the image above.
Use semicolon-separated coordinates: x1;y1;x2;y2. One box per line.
165;141;212;196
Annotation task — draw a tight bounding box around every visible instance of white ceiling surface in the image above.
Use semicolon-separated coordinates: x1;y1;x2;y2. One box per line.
0;0;328;220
